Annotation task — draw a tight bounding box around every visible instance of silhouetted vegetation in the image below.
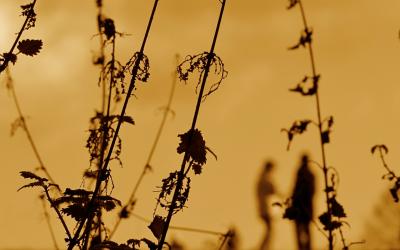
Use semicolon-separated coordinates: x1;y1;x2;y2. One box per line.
281;1;358;249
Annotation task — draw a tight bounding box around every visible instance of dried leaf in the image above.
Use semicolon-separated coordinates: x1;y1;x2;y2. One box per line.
177;129;207;165
148;215;165;240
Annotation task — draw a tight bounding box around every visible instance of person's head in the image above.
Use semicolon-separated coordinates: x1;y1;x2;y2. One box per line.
264;160;274;173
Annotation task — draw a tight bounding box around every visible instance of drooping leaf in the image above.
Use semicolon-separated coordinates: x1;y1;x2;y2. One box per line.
321;130;330;144
371;144;388;155
192;164;202;175
289;28;313;50
18;181;45;191
17;39;43;56
148;215;165;240
330;196;346;218
103;18;116;40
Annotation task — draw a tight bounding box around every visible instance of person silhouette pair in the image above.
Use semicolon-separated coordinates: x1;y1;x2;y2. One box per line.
257;154;315;250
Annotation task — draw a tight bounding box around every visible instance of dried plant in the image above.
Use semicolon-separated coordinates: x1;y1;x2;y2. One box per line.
281;1;358;249
0;1;42;74
151;1;227;249
371;144;400;203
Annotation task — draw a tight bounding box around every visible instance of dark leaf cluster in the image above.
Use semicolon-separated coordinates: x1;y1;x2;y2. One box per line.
177;52;227;101
289;75;320;96
53;188;120;221
281;119;312;150
91;238;157;250
20;3;37;30
289;28;313;50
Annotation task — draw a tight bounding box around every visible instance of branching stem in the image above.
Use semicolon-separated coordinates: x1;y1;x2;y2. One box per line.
156;1;226;249
0;0;38;74
297;1;333;249
67;1;160;249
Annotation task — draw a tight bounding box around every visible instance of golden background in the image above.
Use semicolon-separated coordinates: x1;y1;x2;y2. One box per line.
1;0;400;249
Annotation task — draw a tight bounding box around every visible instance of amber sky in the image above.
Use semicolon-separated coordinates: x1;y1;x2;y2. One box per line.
1;0;400;249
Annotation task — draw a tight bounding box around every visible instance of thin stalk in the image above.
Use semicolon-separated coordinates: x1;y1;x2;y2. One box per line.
217;230;232;250
109;55;179;239
6;70;58;186
40;196;60;250
68;1;160;249
82;34;117;249
157;1;226;248
0;0;38;74
44;187;73;242
130;212;225;236
297;1;333;249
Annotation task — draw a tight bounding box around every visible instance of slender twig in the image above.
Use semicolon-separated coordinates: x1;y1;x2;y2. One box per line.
296;1;333;248
6;69;58;186
40;195;60;250
217;230;233;250
43;187;73;242
109;55;179;239
0;0;38;74
67;1;160;249
157;1;226;248
129;212;226;237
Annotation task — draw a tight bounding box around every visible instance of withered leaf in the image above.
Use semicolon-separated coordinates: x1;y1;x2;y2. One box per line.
148;215;165;240
192;164;202;175
177;129;207;165
330;197;346;218
17;39;43;56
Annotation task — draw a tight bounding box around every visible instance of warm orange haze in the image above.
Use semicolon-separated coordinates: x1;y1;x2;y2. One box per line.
1;0;400;249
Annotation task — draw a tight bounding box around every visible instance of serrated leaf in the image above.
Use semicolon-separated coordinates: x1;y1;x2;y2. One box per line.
20;171;47;182
18;181;45;191
17;39;43;56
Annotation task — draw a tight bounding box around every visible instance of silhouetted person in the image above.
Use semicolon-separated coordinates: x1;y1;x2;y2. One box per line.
291;154;315;250
256;161;276;250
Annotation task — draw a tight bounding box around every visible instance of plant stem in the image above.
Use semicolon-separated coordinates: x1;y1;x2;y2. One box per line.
0;0;38;74
67;1;160;249
40;196;60;250
156;1;226;248
109;55;179;239
44;186;73;242
297;1;333;249
6;69;58;187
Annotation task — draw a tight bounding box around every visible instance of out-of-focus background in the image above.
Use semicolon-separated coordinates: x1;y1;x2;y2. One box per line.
1;0;400;249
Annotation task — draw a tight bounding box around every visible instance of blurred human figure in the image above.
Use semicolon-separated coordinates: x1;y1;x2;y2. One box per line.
291;154;315;250
256;161;276;250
